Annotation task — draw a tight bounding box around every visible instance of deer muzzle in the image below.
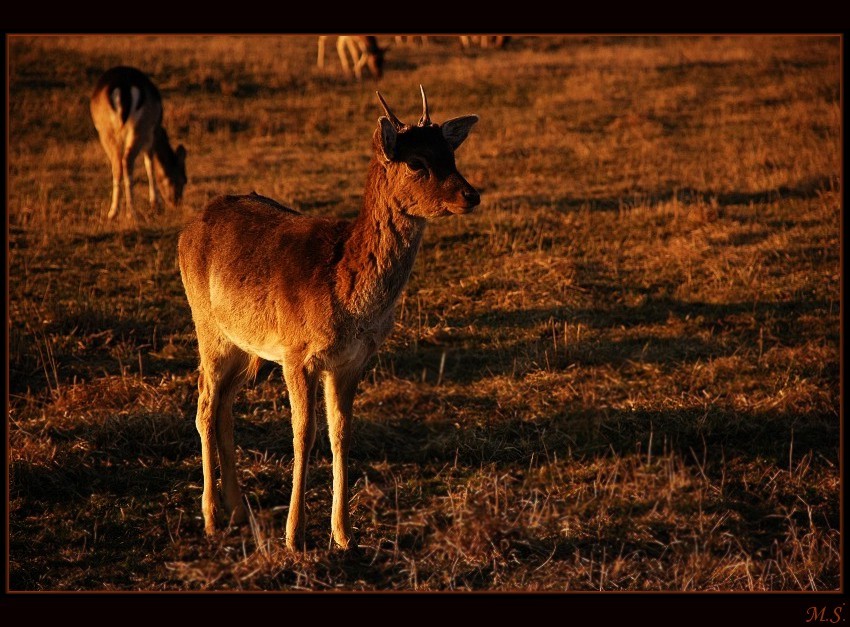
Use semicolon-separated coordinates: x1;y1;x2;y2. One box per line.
447;177;481;214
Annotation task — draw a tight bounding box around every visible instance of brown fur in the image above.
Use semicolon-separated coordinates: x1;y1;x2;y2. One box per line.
90;66;187;221
178;89;479;550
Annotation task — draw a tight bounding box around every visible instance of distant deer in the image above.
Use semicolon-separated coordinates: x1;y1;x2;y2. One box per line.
460;35;511;49
317;36;388;80
394;35;429;46
178;87;480;551
90;66;187;221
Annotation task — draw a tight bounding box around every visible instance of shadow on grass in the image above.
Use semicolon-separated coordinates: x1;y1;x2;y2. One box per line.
10;393;838;589
13;398;835;516
381;293;834;387
10;225;192;396
505;174;838;213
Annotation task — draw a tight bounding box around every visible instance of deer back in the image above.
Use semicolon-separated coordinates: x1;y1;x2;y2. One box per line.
90;66;164;145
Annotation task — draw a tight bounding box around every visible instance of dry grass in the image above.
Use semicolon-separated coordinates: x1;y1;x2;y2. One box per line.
8;34;840;591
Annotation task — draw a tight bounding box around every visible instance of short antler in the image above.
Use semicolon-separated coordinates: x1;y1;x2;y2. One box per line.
376;91;404;129
418;84;431;126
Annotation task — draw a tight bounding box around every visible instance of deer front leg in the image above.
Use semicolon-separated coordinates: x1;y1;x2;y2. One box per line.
323;367;361;550
283;362;318;551
143;153;160;210
353;53;368;80
345;37;367;80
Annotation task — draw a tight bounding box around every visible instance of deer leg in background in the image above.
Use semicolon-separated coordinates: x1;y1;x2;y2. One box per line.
336;36;353;76
347;37;366;80
317;35;327;68
105;144;123;220
121;141;142;221
143;152;160;210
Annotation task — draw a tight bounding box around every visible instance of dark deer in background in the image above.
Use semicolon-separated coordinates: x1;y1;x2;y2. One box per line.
317;36;388;80
178;87;480;550
90;66;187;221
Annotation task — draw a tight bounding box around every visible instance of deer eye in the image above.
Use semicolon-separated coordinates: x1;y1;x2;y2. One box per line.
405;158;429;177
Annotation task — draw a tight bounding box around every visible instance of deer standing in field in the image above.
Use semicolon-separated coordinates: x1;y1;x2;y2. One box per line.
90;66;187;221
178;87;480;551
317;36;388;80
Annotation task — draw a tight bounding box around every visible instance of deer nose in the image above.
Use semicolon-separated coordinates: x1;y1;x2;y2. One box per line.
462;189;480;207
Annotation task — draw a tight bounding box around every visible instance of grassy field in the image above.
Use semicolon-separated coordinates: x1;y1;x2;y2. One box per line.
7;34;841;591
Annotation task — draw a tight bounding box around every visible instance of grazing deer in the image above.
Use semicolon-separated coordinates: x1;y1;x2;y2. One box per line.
317;36;388;80
460;35;511;49
178;87;480;551
90;66;187;221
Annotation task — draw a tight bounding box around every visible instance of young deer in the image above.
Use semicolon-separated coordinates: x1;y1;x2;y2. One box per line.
178;87;479;550
90;66;187;221
317;36;388;80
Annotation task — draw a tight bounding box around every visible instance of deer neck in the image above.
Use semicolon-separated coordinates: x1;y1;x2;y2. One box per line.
338;159;426;322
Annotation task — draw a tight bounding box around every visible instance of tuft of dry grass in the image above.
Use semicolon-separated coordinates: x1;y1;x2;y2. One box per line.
8;34;840;590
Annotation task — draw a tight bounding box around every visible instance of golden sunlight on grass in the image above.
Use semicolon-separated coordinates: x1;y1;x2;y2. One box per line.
8;34;840;590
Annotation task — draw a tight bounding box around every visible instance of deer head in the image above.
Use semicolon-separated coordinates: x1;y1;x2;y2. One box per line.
362;36;389;80
374;86;480;218
154;126;187;207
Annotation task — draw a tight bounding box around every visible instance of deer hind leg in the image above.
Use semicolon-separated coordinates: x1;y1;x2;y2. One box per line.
107;151;123;220
323;366;361;550
214;349;251;527
195;365;222;535
194;326;243;535
97;133;122;219
143;152;160;210
282;362;318;550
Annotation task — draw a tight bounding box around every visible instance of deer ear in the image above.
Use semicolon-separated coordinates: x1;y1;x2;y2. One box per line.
441;115;479;150
378;116;397;161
